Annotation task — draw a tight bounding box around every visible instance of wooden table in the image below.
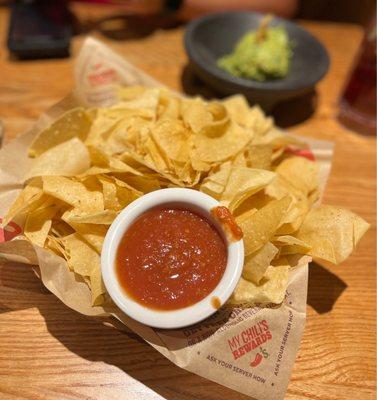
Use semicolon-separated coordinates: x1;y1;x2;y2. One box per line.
0;5;375;400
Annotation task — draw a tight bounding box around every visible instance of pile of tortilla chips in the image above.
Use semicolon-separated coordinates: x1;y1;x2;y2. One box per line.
3;86;369;307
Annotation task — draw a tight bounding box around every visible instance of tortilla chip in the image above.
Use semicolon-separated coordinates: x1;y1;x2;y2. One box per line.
191;122;252;163
275;156;318;196
90;266;106;306
99;176;140;211
46;235;67;258
158;91;181;120
152;119;190;162
2;178;44;227
222;95;251;127
190;156;212;172
229;265;289;305
246;144;273;169
24;204;57;247
256;128;305;148
181;98;214;133
60;232;106;305
274;235;311;255
29;108;92;157
88;145;142;176
111;87;159;118
232;152;247;167
237;196;292;255
248;106;274;137
50;220;75;238
200;161;232;199
85;108;123;147
233;192;274;219
62;209;118;225
223;97;272;135
61;233;98;274
64;222;108;253
221;167;276;212
265;174;310;234
119;175;160;194
242;242;279;284
42;176;103;213
26;138;90;180
296;205;370;264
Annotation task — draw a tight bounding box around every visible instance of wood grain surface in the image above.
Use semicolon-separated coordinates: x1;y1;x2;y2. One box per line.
0;5;375;400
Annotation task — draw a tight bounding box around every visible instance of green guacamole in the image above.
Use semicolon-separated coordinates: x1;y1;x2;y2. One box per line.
217;27;292;81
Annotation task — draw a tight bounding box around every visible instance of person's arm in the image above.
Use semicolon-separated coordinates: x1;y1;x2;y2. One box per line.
178;0;299;20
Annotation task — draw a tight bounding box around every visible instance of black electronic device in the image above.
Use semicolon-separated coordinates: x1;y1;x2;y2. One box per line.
7;0;73;59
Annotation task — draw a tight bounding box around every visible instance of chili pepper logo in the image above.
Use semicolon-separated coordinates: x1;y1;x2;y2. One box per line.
250;347;269;368
250;353;263;367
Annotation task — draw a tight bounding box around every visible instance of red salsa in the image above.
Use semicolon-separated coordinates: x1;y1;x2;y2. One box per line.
116;208;227;310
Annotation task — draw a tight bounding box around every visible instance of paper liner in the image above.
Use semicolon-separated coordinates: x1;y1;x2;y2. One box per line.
0;38;334;400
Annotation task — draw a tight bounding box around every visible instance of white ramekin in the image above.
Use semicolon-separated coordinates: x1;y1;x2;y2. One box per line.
101;188;244;329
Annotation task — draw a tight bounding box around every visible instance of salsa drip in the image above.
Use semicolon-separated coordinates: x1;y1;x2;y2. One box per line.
211;206;243;242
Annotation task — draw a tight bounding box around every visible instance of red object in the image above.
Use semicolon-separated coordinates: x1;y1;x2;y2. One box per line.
211;206;243;241
116;207;227;310
339;16;376;135
284;147;315;161
250;353;263;367
0;218;22;243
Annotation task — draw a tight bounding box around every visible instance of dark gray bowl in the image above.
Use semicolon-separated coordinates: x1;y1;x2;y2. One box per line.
184;12;330;110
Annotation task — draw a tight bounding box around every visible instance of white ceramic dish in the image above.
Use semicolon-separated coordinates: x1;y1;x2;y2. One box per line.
101;188;244;329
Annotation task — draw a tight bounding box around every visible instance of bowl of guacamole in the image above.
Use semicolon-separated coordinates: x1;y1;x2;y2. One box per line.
184;12;329;110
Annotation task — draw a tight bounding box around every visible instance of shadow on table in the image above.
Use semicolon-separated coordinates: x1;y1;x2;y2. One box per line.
272;91;317;128
0;260;347;398
307;262;348;314
181;63;317;127
0;262;248;400
0;261;49;314
181;64;226;100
